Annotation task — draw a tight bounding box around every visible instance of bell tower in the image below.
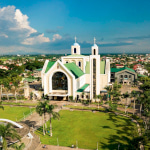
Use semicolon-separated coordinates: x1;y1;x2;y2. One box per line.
71;36;81;55
90;37;100;100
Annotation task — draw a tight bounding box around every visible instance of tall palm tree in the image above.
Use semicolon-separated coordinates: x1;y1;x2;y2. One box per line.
12;75;22;103
0;79;3;101
36;100;49;135
130;90;138;115
0;101;4;110
122;92;130;113
47;105;60;136
0;123;20;150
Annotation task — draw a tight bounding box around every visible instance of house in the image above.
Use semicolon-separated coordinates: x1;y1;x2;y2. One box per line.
111;67;137;84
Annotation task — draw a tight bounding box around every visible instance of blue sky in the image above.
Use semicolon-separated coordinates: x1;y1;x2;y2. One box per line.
0;0;150;54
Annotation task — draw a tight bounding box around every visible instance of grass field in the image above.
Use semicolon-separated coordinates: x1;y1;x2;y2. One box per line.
0;106;35;121
36;110;137;150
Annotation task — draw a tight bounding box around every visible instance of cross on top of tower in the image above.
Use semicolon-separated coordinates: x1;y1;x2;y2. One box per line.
75;36;77;43
94;37;96;44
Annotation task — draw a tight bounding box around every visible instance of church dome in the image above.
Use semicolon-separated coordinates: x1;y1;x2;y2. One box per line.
92;44;98;47
73;42;80;46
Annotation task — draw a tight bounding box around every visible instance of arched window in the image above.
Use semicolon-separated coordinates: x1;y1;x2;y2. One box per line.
94;49;96;55
124;75;128;78
74;48;76;53
52;72;68;90
78;61;81;67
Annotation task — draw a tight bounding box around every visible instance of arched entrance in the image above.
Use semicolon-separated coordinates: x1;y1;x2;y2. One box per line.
52;72;68;100
52;72;68;90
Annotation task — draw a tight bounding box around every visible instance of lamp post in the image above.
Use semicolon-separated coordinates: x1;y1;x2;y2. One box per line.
76;140;78;149
97;142;98;150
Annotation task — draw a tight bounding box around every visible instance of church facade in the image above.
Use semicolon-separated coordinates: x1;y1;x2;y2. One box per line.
41;39;110;101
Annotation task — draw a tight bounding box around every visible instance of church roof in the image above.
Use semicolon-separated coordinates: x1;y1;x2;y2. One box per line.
77;84;89;92
64;62;84;79
111;67;135;73
85;61;105;74
66;54;85;57
73;42;80;46
45;61;55;73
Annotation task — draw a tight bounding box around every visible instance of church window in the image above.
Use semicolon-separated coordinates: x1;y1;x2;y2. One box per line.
93;59;96;98
94;49;96;55
52;72;68;90
74;48;76;53
124;75;128;78
79;61;81;67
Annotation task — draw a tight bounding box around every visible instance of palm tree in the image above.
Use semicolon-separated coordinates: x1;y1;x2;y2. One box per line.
47;105;60;136
122;92;130;113
130;90;138;115
0;123;20;150
36;101;49;135
12;75;22;103
11;143;25;150
0;101;4;110
0;79;3;101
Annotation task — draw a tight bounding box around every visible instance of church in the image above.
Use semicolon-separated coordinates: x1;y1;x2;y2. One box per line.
41;38;110;101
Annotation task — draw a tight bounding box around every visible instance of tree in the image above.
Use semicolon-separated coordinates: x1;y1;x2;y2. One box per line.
0;101;4;110
130;90;138;115
11;75;22;102
0;79;3;101
3;77;12;101
36;101;49;135
11;143;25;150
122;92;130;113
47;105;60;136
0;123;20;150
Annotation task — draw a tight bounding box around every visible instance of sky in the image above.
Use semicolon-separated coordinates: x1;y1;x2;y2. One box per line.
0;0;150;55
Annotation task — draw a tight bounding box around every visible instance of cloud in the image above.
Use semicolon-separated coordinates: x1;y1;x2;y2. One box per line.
46;29;58;34
22;33;50;45
0;5;50;46
116;35;150;40
52;34;62;41
99;41;133;47
0;33;8;38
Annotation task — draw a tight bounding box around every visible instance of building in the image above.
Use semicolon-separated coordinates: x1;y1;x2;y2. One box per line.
33;68;42;78
41;38;110;101
111;67;137;84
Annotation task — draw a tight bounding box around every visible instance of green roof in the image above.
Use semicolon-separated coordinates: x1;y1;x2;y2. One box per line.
45;61;55;73
35;68;42;71
66;54;85;57
138;74;147;77
23;78;35;82
77;84;89;92
100;61;105;74
85;61;90;74
64;62;84;79
111;67;135;73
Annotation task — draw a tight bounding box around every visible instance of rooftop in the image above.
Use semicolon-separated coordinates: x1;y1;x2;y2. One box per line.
111;67;135;73
45;61;55;73
64;62;84;79
66;54;85;57
77;84;89;92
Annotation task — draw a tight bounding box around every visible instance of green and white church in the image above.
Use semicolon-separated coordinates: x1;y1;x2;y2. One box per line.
41;38;110;101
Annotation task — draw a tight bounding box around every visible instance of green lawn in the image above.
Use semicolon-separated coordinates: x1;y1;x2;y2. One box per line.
36;110;136;150
0;106;35;121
